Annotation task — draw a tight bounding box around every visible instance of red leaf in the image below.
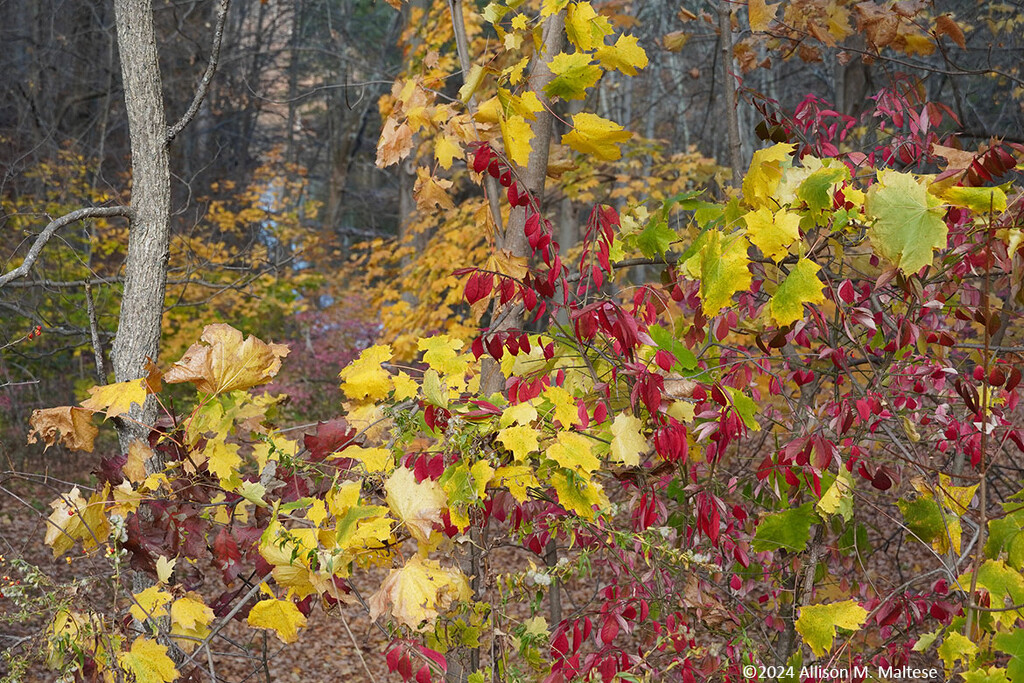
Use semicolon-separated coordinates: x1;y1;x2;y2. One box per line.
600;615;619;645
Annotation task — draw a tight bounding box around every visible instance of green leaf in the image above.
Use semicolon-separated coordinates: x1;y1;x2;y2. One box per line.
963;668;1012;683
752;502;815;552
724;387;759;431
866;170;948;274
544;52;602;101
636;219;677;257
898;496;945;544
768;258;826;326
795;600;867;656
959;559;1024;628
648;324;697;371
994;628;1024;683
797;165;849;214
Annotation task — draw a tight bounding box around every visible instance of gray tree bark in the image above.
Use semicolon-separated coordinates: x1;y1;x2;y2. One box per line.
111;0;171;451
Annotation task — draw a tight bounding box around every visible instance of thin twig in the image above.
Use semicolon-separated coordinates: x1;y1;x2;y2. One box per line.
167;0;231;143
84;282;107;383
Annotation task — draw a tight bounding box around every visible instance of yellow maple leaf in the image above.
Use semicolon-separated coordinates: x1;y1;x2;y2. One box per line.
118;637;179;683
204;438;242;484
339;344;393;402
499;401;538;428
501;113;534;167
164;324;289;395
543;385;579;428
28;406;98;452
130;585;173;623
367;555;471;630
493;465;540;502
385;466;446;544
434;135;463;170
744;207;801;261
170;594;213;652
594;34;649;76
418;335;468;377
347;446;394;473
80;378;148;420
548;431;601;474
247;598;308;644
562;112;632;161
743;143;796;210
566;1;612;51
610;413;647;467
551;471;608;519
498;424;539;461
748;0;779;32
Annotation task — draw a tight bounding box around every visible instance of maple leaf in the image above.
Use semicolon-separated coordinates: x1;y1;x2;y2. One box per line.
164;324;288;395
744;207;800;261
768;258;826;326
434;134;463;170
28;406;98;452
551;471;608;519
682;230;752;317
247;598;308;644
418;335;468;376
170;594;213;652
80;378;148;420
346;446;394;473
501;114;534;167
123;441;154;483
367;555;470;630
385;466;446;544
130;585;173;623
594;34;649;76
543;385;579;428
565;1;612;51
610;413;647;467
795;600;867;656
376;117;413;168
817;468;854;521
44;487;88;556
339;344;393;402
204;438;242;484
499;401;538;428
548;431;600;474
743;143;795;209
941;185;1007;214
866;170;948;274
414;169;455;211
118;637;179;683
748;0;779;32
493;465;540;503
545;52;602;101
498;424;539;461
562;113;632;161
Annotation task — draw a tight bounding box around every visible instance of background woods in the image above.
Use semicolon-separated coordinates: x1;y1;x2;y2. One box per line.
2;1;1024;682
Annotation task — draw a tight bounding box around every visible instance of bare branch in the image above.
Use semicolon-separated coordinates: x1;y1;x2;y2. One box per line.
0;207;133;289
166;0;231;144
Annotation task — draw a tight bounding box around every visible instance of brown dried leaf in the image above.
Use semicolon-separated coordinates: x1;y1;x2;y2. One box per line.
164;324;289;395
935;15;965;49
28;407;98;452
376;118;413;168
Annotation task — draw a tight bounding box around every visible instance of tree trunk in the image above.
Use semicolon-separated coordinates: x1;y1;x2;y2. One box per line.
111;0;171;451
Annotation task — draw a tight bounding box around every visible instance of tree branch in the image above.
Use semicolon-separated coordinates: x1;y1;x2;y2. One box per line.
0;207;134;289
166;0;231;144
